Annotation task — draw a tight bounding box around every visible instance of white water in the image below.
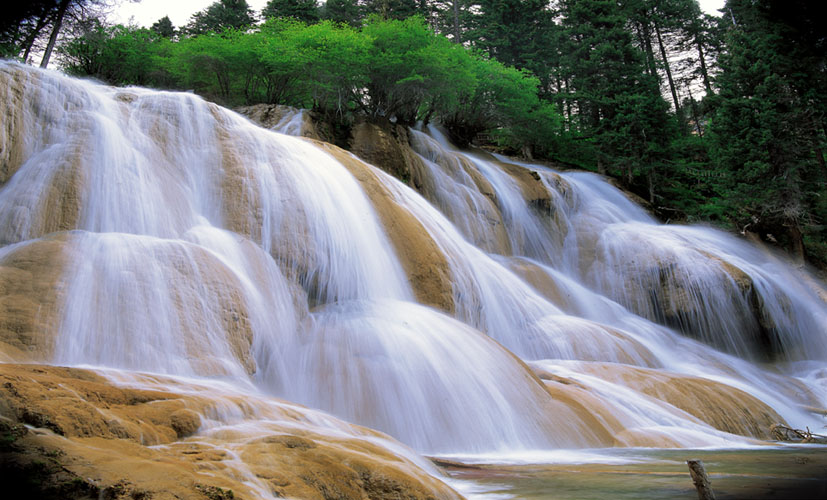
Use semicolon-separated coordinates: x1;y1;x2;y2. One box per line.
270;107;305;136
1;62;826;490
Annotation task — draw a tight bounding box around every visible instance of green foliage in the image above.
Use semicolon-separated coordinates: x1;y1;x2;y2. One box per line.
150;16;175;39
168;29;259;102
185;0;256;35
442;54;560;153
362;16;476;124
361;0;420;20
60;15;562;147
709;0;826;257
262;0;320;23
320;0;363;27
465;0;551;71
559;0;674;192
61;22;164;86
263;19;370;113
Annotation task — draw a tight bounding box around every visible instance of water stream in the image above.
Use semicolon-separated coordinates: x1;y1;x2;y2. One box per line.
1;61;825;498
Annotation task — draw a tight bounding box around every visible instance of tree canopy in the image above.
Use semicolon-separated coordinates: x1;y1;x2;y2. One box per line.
186;0;256;35
262;0;320;23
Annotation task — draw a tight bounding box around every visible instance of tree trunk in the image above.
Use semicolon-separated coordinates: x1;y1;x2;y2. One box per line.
687;87;703;136
418;0;430;24
22;10;51;62
696;38;713;95
687;460;716;500
637;22;657;77
655;21;681;117
40;0;71;69
452;0;461;43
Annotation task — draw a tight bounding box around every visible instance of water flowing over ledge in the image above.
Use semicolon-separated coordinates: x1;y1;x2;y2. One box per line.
1;61;826;497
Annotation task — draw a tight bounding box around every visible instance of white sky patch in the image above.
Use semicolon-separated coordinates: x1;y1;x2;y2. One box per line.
111;0;269;28
697;0;725;16
110;0;727;29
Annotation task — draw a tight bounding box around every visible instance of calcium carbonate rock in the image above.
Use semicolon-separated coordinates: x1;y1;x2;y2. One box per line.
0;364;462;500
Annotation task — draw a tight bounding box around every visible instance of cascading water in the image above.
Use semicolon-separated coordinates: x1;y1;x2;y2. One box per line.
1;62;826;497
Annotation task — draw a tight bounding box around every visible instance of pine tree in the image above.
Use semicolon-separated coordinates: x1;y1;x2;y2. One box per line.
710;0;826;261
361;0;419;20
559;0;674;199
150;16;176;38
465;0;550;71
320;0;363;26
262;0;321;23
186;0;256;35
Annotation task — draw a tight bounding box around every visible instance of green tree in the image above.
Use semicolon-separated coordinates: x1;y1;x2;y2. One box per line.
151;16;176;39
262;0;320;23
559;0;675;200
465;0;551;71
61;22;164;86
279;20;370;113
442;55;561;156
0;0;55;60
709;0;826;261
320;0;363;27
1;0;106;68
362;16;471;123
186;0;256;35
361;0;419;20
169;28;263;103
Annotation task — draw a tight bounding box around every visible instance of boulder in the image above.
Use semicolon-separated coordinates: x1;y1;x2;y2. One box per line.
348;118;413;183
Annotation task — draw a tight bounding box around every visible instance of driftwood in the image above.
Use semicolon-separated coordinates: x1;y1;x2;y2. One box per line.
770;423;827;444
687;459;716;500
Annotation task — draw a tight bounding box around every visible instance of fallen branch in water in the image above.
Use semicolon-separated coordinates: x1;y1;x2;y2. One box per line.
770;423;827;444
687;459;716;500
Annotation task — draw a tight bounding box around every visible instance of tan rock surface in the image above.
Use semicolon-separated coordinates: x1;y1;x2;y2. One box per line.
318;142;455;313
348;119;413;182
496;161;552;216
502;256;570;308
0;364;463;500
572;362;785;439
236;104;320;139
0;64;29;185
0;231;259;375
0;235;70;361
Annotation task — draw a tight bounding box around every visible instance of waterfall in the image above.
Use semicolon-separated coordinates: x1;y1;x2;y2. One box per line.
1;60;826;483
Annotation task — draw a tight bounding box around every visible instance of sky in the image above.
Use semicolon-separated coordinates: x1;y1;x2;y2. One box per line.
112;0;269;28
111;0;726;29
